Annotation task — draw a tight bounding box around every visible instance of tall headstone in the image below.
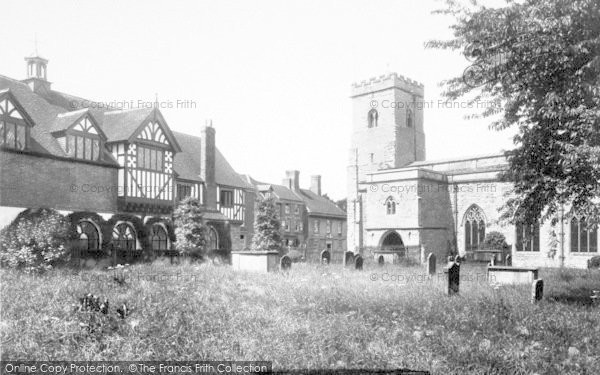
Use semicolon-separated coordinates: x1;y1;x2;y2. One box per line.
490;256;495;266
427;253;436;275
280;255;292;272
446;262;460;296
531;279;543;303
320;250;330;265
354;255;363;270
344;251;355;268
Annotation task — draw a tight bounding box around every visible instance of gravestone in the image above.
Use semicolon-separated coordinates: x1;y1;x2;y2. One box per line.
320;250;330;265
280;255;292;272
344;251;355;268
490;256;495;266
531;279;543;303
354;255;363;270
445;262;460;296
427;253;436;275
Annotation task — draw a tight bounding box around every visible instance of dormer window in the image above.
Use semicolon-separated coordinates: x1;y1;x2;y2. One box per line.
368;108;378;128
65;117;102;161
0;94;30;150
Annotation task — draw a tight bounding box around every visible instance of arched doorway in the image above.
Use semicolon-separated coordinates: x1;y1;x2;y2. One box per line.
380;231;404;251
150;223;169;255
112;222;136;252
207;226;219;251
76;220;101;257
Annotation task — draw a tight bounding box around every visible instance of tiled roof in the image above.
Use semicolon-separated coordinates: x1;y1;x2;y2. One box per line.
100;108;154;143
298;189;345;218
0;74;247;190
243;175;303;202
0;75;116;161
48;109;89;133
172;131;252;189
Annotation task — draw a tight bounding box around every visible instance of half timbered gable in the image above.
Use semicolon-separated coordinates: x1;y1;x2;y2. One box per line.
0;90;34;151
217;185;245;222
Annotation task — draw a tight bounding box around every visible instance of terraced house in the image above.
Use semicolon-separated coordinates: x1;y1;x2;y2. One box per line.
0;54;254;260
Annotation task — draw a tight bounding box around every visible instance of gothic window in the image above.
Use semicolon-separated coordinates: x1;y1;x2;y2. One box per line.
385;197;396;215
367;108;378;128
112;223;136;251
65;117;102;161
0;96;29;150
464;205;486;251
150;224;169;252
406;109;414;128
515;222;540;252
76;220;100;253
570;217;598;253
326;220;332;234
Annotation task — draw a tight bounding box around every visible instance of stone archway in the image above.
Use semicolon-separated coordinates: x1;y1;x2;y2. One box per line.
380;231;404;251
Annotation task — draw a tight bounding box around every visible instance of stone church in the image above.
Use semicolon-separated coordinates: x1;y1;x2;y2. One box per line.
346;73;597;269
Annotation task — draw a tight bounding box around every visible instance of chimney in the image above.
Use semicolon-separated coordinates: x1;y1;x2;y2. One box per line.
201;120;217;209
310;175;322;196
285;170;300;191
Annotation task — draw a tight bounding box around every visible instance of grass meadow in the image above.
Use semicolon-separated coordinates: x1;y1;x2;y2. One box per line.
1;260;599;374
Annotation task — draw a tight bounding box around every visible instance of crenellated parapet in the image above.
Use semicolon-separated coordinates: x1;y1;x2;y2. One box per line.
351;72;424;98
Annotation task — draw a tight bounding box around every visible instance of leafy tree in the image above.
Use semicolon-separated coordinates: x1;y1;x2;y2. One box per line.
0;208;74;272
428;0;600;226
336;198;347;212
251;195;282;252
482;231;509;250
173;197;209;258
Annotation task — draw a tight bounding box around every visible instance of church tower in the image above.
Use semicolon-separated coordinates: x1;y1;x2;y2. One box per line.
346;73;426;252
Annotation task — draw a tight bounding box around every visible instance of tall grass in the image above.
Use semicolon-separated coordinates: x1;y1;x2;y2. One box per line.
1;261;599;374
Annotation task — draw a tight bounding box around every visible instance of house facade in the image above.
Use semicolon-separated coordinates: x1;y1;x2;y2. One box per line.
347;72;598;269
0;54;254;258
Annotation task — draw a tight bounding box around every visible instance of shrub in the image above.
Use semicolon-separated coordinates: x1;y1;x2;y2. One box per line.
173;197;210;258
251;195;282;252
482;231;509;250
588;256;600;269
0;208;74;272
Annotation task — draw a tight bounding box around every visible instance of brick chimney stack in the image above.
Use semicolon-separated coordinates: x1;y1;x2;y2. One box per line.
201;120;217;209
310;175;322;196
283;170;300;191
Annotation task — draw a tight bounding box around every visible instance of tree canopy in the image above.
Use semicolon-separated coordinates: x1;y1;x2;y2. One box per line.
428;0;600;226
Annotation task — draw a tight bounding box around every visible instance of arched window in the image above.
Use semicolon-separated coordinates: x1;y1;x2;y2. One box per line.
367;108;378;128
570;216;598;253
516;222;540;252
76;220;100;253
406;109;413;128
150;224;169;253
112;223;136;251
464;205;486;251
207;226;219;250
385;197;396;215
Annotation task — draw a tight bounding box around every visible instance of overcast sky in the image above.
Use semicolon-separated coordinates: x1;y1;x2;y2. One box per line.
1;0;516;200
